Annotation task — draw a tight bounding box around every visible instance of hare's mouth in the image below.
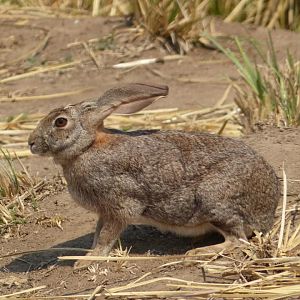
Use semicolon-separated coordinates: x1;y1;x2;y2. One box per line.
28;140;50;156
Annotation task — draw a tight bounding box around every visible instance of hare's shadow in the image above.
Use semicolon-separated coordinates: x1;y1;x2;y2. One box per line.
2;225;223;273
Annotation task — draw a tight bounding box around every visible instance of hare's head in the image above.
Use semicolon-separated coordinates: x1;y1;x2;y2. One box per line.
28;83;168;162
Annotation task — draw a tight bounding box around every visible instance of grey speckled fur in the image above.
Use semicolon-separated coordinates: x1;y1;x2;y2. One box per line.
28;83;280;259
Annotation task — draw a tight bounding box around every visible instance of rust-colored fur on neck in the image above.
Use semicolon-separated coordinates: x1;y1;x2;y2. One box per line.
93;131;117;148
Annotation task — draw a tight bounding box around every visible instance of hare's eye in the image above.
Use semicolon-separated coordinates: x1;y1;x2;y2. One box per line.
54;117;68;128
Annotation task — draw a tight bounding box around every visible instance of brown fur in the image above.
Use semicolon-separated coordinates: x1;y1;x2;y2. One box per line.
93;131;117;148
28;83;280;268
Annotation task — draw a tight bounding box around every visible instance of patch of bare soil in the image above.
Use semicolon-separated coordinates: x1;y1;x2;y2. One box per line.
1;13;300;298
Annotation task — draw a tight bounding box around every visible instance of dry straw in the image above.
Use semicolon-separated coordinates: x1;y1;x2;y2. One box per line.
0;61;80;84
0;89;92;103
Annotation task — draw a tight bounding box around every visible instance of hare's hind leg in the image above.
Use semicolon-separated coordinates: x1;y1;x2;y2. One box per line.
185;230;246;259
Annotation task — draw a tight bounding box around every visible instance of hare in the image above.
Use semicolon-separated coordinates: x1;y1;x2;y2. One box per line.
28;83;280;268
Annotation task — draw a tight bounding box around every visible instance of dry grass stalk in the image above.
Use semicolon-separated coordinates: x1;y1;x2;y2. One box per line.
112;55;183;69
82;42;102;70
0;61;80;84
0;88;92;102
87;285;103;300
0;150;31;158
58;254;209;262
0;247;90;260
224;0;250;23
0;285;46;299
277;165;287;251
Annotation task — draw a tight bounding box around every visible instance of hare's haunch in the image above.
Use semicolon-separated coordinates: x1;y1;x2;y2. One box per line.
28;83;280;268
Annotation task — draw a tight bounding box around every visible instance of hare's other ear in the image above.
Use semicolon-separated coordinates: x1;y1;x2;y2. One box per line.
81;83;168;129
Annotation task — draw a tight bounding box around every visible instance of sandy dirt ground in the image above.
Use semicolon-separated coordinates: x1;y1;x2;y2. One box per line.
0;13;300;298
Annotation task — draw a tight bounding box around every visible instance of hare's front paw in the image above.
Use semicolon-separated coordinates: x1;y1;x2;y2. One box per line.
74;254;96;270
73;247;109;270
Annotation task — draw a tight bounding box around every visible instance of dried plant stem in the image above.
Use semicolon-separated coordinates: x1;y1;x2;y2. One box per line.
0;285;46;298
82;42;102;70
92;0;101;16
0;247;90;259
58;254;209;262
0;149;31;158
87;285;104;300
0;61;80;84
224;0;251;23
0;88;92;102
113;55;183;69
278;164;288;250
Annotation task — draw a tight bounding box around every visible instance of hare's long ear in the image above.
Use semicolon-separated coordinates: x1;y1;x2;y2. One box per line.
82;83;168;128
98;83;168;115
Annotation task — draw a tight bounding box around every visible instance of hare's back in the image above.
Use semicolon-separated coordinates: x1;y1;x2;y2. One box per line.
102;129;277;199
130;130;258;162
103;129;269;175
